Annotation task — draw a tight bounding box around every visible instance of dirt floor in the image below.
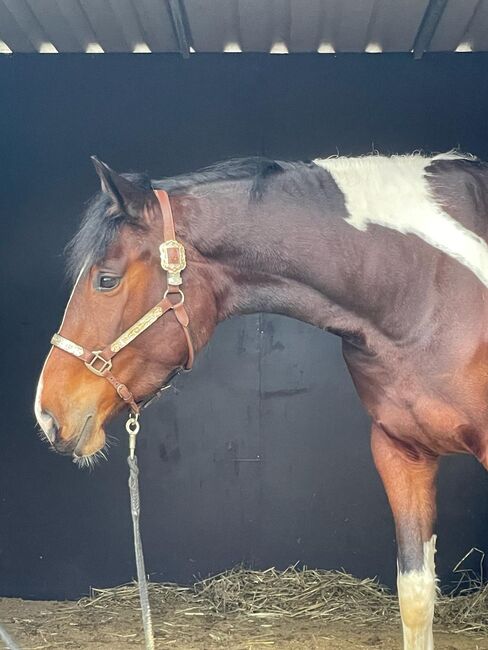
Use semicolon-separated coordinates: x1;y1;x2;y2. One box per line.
1;597;487;650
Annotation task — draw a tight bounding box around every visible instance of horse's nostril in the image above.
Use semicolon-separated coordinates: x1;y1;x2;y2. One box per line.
40;410;59;443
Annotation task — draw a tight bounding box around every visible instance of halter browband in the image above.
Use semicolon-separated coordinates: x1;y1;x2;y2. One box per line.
50;189;194;415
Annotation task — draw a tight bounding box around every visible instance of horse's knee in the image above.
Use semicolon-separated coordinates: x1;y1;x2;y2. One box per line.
397;536;437;649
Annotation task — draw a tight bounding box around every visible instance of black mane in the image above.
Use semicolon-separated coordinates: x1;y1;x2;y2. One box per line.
153;157;284;195
66;156;296;281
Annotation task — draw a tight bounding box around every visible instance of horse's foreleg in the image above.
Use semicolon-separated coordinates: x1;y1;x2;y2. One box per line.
371;424;439;650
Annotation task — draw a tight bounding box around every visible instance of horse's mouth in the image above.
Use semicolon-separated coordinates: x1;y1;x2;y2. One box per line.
73;414;96;457
72;414;109;469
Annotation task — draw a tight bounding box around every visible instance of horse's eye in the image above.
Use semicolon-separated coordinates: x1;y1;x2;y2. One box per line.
97;275;120;291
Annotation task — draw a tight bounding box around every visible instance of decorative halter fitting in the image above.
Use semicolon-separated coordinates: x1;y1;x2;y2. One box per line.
50;189;194;416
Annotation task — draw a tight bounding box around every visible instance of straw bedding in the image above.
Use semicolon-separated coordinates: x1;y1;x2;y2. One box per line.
81;564;487;635
3;563;486;648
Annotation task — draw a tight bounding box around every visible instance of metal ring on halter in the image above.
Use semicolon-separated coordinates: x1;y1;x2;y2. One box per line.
164;288;185;306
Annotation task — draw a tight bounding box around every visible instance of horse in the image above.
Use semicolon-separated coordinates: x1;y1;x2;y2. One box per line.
35;152;488;650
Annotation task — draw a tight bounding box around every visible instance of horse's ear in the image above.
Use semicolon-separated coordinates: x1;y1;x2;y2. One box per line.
90;156;149;218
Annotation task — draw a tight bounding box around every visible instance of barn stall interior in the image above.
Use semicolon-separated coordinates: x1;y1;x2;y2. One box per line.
1;1;488;649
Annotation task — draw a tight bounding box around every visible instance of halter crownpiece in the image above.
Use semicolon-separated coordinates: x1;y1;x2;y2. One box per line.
155;189;186;286
50;189;194;415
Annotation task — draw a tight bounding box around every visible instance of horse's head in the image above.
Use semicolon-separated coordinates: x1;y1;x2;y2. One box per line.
35;159;212;465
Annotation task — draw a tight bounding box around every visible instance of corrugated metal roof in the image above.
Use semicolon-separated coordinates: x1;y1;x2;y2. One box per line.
0;0;486;55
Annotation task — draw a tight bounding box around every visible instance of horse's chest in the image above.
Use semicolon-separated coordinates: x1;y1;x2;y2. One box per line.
345;347;488;463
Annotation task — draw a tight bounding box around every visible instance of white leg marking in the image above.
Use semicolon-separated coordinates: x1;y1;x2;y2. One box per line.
397;535;437;650
314;153;488;288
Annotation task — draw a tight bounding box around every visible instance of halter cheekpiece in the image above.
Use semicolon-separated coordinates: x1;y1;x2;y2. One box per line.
50;189;194;415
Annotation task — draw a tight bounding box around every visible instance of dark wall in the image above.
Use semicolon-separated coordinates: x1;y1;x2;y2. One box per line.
1;53;487;600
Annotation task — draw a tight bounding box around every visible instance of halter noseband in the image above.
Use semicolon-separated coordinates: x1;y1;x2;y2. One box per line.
50;189;194;415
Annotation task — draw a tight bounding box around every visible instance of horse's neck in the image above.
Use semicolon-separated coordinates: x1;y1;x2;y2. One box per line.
174;184;487;352
175;187;412;342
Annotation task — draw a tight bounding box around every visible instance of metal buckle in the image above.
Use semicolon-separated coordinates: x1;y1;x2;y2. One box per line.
85;351;112;376
159;239;186;286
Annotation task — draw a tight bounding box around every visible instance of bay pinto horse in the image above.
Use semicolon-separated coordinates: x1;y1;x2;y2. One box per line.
35;152;488;650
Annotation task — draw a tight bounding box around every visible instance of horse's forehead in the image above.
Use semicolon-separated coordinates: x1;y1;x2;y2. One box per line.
91;226;148;269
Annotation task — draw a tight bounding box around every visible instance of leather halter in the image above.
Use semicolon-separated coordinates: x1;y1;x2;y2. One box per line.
50;189;194;415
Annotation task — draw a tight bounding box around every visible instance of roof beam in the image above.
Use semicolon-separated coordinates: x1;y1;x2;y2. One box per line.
167;0;191;58
412;0;448;59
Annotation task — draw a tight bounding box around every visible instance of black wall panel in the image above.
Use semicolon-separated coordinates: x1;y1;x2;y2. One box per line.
1;53;487;599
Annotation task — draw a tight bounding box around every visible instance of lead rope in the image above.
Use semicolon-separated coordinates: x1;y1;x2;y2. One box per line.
126;412;155;650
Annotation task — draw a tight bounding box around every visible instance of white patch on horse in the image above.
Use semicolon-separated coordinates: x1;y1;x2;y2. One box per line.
314;153;488;288
34;373;53;441
397;536;437;650
35;265;86;438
